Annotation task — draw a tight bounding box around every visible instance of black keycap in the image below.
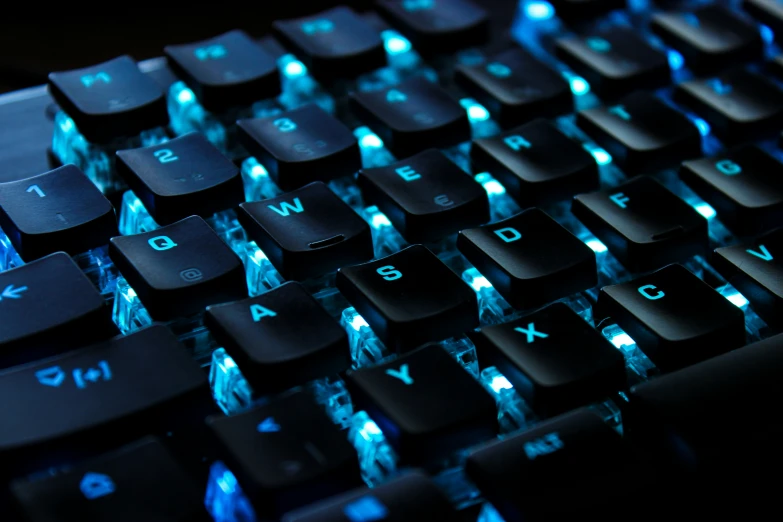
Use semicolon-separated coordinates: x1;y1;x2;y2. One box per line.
273;6;386;81
350;77;470;157
116;133;243;226
651;6;763;73
469;303;625;416
466;408;633;519
237;104;361;191
576;92;701;173
48;56;167;143
679;145;783;235
357;149;489;243
0;325;212;477
0;253;116;369
548;0;625;19
458;209;596;309
344;344;497;465
11;437;209;522
555;28;669;99
207;390;362;518
238;182;373;281
283;470;457;522
713;228;783;327
0;165;117;261
205;281;350;393
471;119;598;206
164;29;280;112
674;69;783;143
572;176;708;272
375;0;489;54
454;47;572;128
108;216;246;321
336;245;478;352
743;0;783;44
596;264;745;372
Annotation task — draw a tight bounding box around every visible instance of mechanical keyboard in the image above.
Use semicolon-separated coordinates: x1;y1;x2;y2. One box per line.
2;0;783;519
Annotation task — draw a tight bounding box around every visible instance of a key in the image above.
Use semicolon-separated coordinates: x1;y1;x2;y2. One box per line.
713;228;783;327
375;0;489;54
454;47;572;128
350;77;471;157
0;165;117;261
164;29;280;112
108;216;246;320
466;408;633;519
115;132;244;225
576;91;701;173
48;56;168;142
555;28;670;99
273;6;387;81
357;149;489;243
237;104;361;191
344;344;497;465
238;182;373;281
0;253;117;369
651;6;763;73
743;0;783;44
548;0;625;19
679;145;783;235
596;264;746;372
11;437;209;522
572;176;708;272
0;325;212;477
674;69;783;143
205;281;351;393
207;390;362;518
469;303;625;416
471;119;598;206
282;471;458;522
336;244;478;352
457;209;597;309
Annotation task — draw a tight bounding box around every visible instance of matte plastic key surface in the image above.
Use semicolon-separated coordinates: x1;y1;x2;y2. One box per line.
0;252;117;369
0;325;212;478
47;55;168;143
205;282;350;393
0;165;118;261
596;264;746;372
11;437;209;522
336;244;478;352
116;132;243;225
164;29;280;112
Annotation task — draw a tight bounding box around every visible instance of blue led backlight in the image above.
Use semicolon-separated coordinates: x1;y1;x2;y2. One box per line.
690;116;711;137
601;323;657;381
0;232;23;272
354;126;395;168
718;283;750;310
205;461;257;522
460;98;491;122
524;0;555;20
462;267;514;325
112;277;152;333
244;241;285;297
118;191;160;236
341;307;390;367
693;202;716;220
479;366;534;433
382;30;412;55
474;173;521;221
585;238;608;253
561;71;590;96
209;348;255;415
582;142;612;165
761;24;775;45
667;49;685;70
348;410;398;485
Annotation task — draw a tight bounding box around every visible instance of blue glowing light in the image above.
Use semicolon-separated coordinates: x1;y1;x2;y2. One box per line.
348;410;398;486
80;473;115;500
601;323;656;380
690;116;711;137
241;157;282;202
474;172;520;221
344;496;389;522
281;55;307;79
478;503;507;522
582;143;612;165
718;283;750;309
761;24;775;45
479;366;533;433
361;206;406;257
381;30;412;55
118;191;159;236
354;126;395;168
205;462;257;522
460;98;491;122
524;0;555;20
209;348;255;415
693;202;716;220
667;50;684;70
341;307;389;368
0;232;23;272
167;82;228;153
244;241;285;297
561;71;590;96
112;277;152;334
461;267;514;325
585;238;608;253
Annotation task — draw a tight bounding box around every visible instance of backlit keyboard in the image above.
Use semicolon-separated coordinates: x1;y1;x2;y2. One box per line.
2;0;783;520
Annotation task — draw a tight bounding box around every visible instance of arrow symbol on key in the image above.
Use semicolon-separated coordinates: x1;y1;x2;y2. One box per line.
0;284;28;301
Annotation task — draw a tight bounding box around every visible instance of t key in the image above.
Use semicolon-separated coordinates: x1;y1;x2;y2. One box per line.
357;149;489;243
713;228;783;327
205;281;351;393
207;390;362;518
238;104;361;191
351;77;471;157
596;264;746;372
455;47;572;128
457;209;597;309
109;216;246;320
0;165;117;261
471;119;598;206
572;176;708;272
555;28;670;99
48;55;168;142
238;182;373;281
164;29;280;112
0;253;117;369
116;132;243;225
344;344;497;465
576;92;701;173
336;245;478;352
679;145;783;235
